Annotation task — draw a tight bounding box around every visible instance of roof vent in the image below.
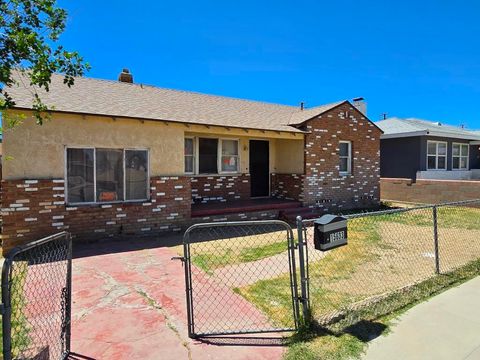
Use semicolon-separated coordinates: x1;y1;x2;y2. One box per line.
435;122;442;126
352;97;366;115
118;68;133;83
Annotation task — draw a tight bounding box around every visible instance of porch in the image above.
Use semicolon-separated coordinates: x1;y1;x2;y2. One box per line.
191;198;302;218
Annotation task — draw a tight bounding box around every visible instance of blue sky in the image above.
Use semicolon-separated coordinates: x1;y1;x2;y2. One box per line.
57;0;480;128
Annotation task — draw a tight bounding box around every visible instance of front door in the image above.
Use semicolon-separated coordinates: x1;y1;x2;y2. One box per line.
249;140;270;197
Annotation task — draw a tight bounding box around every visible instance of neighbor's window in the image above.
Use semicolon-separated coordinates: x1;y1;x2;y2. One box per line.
221;139;239;172
339;141;352;175
198;138;219;174
66;147;149;204
184;138;195;173
452;143;469;170
427;141;447;170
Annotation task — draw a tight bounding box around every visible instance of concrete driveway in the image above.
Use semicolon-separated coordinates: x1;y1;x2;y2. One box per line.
70;237;285;360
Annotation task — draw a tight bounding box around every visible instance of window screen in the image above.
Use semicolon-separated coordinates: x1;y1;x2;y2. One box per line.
66;148;95;203
125;150;148;200
95;149;124;202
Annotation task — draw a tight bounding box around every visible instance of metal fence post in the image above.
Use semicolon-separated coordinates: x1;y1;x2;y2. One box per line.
433;205;441;274
2;257;13;360
296;216;310;322
65;233;73;356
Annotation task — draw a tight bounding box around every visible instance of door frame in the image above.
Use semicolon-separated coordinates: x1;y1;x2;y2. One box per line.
249;139;271;198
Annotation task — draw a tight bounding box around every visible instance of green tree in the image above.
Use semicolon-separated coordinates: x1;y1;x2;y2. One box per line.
0;0;89;124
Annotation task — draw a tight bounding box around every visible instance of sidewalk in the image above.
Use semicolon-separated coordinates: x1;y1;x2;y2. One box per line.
363;276;480;360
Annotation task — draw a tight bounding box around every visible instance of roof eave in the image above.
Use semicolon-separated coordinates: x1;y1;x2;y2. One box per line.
9;106;307;135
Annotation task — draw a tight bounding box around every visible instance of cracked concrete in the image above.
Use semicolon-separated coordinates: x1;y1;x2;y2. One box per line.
71;239;285;360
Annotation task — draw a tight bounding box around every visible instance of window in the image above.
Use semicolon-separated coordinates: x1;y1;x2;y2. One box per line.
339;141;352;175
66;148;95;203
199;138;218;174
452;143;469;170
187;137;240;174
66;147;149;204
184;138;195;174
221;139;239;172
427;141;447;170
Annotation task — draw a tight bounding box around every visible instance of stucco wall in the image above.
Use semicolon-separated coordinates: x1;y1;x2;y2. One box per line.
274;139;304;173
2;111;304;180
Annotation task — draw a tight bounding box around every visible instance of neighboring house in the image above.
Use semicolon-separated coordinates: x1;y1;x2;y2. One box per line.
376;118;480;180
0;69;381;252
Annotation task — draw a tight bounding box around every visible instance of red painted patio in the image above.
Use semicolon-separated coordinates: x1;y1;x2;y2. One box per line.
70;237;286;360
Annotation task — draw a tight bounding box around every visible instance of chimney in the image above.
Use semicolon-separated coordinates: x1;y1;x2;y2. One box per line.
118;68;133;83
352;97;366;116
300;102;304;111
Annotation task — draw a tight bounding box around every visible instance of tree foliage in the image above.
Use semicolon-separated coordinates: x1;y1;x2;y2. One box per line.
0;0;89;124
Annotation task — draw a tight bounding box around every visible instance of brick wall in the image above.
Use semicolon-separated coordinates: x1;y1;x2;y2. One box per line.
270;173;304;202
1;176;191;253
302;102;381;211
381;177;480;204
190;174;250;203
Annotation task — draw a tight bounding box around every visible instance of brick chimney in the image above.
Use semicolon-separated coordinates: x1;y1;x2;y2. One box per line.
118;68;133;83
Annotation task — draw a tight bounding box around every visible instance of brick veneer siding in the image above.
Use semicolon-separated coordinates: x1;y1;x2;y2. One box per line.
1;176;191;253
270;173;304;202
190;174;250;203
302;103;381;211
381;178;480;204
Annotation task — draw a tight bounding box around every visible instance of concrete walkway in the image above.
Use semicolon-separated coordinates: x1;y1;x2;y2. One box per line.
364;276;480;360
70;238;285;360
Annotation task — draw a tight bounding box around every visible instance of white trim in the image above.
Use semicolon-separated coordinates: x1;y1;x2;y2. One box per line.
339;140;352;175
426;140;447;170
381;130;480;141
184;137;195;174
452;142;469;170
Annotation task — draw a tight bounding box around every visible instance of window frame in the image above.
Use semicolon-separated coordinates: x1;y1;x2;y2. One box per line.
184;137;195;175
219;138;240;174
65;146;150;205
185;136;241;175
452;142;469;171
426;140;448;170
339;140;352;176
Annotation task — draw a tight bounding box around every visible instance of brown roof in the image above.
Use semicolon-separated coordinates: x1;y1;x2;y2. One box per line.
7;72;345;133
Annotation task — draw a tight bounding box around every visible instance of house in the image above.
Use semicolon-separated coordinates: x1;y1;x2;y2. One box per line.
376;118;480;180
0;69;382;252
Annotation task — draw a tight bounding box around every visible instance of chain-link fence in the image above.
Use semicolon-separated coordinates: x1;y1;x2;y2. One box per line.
1;232;72;360
182;220;299;338
300;199;480;329
181;200;480;338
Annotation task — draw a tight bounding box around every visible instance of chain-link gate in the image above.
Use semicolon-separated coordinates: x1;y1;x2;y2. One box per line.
1;232;72;360
182;220;300;338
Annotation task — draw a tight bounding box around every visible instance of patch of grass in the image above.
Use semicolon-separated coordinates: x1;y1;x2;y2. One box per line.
0;261;31;357
235;273;295;328
282;259;480;360
191;240;288;274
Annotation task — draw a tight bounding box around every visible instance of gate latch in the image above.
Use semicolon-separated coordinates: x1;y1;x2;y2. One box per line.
171;256;186;267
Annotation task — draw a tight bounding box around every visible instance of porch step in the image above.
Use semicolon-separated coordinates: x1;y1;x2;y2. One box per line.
191;199;301;218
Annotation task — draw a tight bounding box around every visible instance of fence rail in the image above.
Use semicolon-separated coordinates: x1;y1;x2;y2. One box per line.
1;232;72;360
